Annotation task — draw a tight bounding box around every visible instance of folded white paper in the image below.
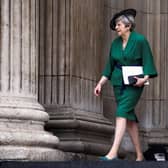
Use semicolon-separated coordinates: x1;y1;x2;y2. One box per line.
122;66;149;85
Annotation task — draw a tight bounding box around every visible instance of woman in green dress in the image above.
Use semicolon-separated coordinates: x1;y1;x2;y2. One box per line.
94;9;157;161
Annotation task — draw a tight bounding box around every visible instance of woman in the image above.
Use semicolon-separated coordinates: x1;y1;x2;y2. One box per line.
94;9;157;161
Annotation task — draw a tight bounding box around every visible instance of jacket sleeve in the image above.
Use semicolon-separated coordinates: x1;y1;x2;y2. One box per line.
141;37;158;78
102;45;115;80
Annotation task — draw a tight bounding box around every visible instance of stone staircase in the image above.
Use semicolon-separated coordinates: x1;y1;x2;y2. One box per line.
0;161;168;168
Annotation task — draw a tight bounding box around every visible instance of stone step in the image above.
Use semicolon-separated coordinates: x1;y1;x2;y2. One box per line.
0;161;168;168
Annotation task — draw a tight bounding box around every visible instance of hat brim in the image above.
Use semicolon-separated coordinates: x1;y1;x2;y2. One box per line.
110;9;136;31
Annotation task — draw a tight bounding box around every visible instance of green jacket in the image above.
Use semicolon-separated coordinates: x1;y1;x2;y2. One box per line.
102;31;158;86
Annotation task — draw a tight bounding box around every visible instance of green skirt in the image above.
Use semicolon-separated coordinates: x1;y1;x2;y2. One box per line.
113;85;144;122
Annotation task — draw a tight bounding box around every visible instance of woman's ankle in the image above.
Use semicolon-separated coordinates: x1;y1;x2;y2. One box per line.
106;152;118;159
136;153;144;161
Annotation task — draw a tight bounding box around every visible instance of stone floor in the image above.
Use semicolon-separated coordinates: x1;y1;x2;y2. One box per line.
0;161;168;168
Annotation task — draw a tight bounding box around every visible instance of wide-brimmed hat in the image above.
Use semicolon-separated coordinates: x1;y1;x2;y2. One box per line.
110;9;137;30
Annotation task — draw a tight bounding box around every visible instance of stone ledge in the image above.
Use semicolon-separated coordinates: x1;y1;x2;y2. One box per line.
46;114;114;155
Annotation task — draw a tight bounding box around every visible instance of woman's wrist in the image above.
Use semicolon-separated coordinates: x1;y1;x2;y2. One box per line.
97;82;103;87
143;75;149;83
97;76;108;87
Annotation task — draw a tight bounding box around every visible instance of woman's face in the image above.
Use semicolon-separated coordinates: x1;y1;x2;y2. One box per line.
115;20;130;36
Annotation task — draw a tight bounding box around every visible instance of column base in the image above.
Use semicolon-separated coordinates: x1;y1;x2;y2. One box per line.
46;106;114;156
0;95;60;160
0;147;100;161
0;146;65;161
141;128;168;145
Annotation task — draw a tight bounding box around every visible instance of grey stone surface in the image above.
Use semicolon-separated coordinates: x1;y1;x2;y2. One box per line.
0;0;61;160
38;0;114;156
0;0;168;161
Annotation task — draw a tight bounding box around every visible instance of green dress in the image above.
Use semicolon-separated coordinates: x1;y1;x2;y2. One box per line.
102;31;158;122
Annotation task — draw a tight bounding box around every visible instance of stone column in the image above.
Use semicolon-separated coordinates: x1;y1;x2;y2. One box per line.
39;0;113;156
0;0;61;160
138;0;168;147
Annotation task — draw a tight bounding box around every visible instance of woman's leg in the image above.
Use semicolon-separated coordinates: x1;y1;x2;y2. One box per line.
127;120;143;161
106;117;127;159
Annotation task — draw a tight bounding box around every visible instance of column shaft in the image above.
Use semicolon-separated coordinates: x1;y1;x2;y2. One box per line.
0;0;60;160
39;0;113;155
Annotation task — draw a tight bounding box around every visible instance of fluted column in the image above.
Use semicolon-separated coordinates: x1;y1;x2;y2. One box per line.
138;0;168;146
39;0;113;156
0;0;60;160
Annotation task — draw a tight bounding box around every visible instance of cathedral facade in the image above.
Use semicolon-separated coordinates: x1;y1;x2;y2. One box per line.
0;0;167;160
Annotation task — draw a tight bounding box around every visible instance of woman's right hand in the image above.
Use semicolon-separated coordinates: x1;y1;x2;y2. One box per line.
94;76;108;96
94;83;102;96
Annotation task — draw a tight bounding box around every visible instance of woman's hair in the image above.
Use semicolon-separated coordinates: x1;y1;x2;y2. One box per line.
115;15;136;31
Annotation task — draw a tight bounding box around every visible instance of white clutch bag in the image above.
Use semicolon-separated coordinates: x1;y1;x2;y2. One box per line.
122;66;149;85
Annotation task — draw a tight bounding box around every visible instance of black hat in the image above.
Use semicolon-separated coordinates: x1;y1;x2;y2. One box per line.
110;9;137;30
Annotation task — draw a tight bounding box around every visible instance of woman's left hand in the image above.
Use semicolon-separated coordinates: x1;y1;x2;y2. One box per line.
134;75;149;87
